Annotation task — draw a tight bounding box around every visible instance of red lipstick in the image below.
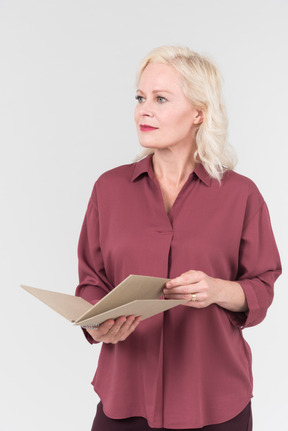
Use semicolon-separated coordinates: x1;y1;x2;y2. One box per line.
140;124;158;132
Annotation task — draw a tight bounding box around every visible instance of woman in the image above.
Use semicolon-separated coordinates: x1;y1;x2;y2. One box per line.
76;46;281;430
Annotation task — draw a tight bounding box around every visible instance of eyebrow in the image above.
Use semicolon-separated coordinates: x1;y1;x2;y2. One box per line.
136;89;174;95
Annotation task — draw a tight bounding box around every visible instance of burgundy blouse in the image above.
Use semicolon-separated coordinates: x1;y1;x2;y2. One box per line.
76;155;281;428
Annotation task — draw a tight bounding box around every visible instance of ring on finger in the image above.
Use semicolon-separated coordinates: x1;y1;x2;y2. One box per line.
191;293;197;302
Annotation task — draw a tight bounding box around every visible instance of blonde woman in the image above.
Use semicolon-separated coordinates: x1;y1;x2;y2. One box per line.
76;46;281;431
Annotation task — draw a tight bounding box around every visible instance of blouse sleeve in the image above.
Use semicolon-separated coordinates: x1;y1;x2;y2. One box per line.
75;182;113;343
228;193;282;329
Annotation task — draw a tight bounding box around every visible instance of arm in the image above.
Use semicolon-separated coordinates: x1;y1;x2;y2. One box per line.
76;182;140;344
164;201;281;328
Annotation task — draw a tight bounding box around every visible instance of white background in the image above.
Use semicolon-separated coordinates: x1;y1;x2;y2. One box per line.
0;0;287;430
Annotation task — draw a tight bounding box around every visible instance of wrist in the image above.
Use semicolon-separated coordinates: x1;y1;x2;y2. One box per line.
215;279;248;313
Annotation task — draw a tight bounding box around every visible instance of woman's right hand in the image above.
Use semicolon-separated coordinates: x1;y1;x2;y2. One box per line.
86;315;141;344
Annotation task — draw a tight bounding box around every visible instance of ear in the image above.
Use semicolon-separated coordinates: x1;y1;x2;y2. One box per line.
193;110;204;125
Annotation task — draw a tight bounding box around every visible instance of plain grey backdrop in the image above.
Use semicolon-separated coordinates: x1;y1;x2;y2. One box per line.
0;0;287;430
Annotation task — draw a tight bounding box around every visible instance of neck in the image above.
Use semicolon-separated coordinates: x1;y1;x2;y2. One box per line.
152;146;196;187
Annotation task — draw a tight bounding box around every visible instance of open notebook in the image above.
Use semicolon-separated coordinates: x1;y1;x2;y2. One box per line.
21;275;187;326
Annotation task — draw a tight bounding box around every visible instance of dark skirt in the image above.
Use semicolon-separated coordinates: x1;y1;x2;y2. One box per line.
91;401;252;431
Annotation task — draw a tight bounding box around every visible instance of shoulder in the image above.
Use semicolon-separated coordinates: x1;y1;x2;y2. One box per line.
222;169;258;189
222;170;263;197
89;162;137;201
98;162;136;184
94;163;137;190
220;170;265;216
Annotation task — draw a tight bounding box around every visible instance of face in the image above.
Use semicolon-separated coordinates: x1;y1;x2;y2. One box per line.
134;63;203;152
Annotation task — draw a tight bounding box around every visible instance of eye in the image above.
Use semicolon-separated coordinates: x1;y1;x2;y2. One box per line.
135;95;145;103
156;96;167;103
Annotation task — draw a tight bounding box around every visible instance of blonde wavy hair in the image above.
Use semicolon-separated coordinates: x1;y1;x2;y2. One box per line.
135;45;236;181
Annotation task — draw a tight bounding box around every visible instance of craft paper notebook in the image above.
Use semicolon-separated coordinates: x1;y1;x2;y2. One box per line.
21;275;186;326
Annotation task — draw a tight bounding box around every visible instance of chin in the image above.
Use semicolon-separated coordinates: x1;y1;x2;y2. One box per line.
139;141;156;149
139;140;166;150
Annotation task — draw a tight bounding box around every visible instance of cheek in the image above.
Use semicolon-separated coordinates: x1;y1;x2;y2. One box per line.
178;111;196;132
134;104;142;122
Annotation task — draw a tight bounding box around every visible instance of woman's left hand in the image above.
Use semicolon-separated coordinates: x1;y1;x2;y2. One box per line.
163;270;218;308
163;270;248;312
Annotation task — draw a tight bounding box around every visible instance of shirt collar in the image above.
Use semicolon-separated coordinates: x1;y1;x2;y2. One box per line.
131;154;212;187
131;154;155;182
193;163;212;186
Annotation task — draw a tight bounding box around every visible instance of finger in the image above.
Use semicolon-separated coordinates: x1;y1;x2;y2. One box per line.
107;316;128;336
166;290;208;306
165;277;187;289
104;316;141;344
125;315;142;331
116;315;141;335
99;319;116;331
115;316;141;341
96;318;127;344
164;291;196;301
166;271;201;288
90;316;142;343
87;317;124;337
163;284;197;295
86;319;115;340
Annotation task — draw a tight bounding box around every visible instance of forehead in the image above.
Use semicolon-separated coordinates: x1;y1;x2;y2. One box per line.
138;63;182;91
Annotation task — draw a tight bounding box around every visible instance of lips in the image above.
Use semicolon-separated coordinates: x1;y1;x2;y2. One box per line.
139;124;158;132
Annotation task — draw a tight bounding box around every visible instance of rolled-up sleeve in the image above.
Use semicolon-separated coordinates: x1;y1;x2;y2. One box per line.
229;199;281;329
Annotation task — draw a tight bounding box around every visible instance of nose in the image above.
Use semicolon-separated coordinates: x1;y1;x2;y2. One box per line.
138;100;154;117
